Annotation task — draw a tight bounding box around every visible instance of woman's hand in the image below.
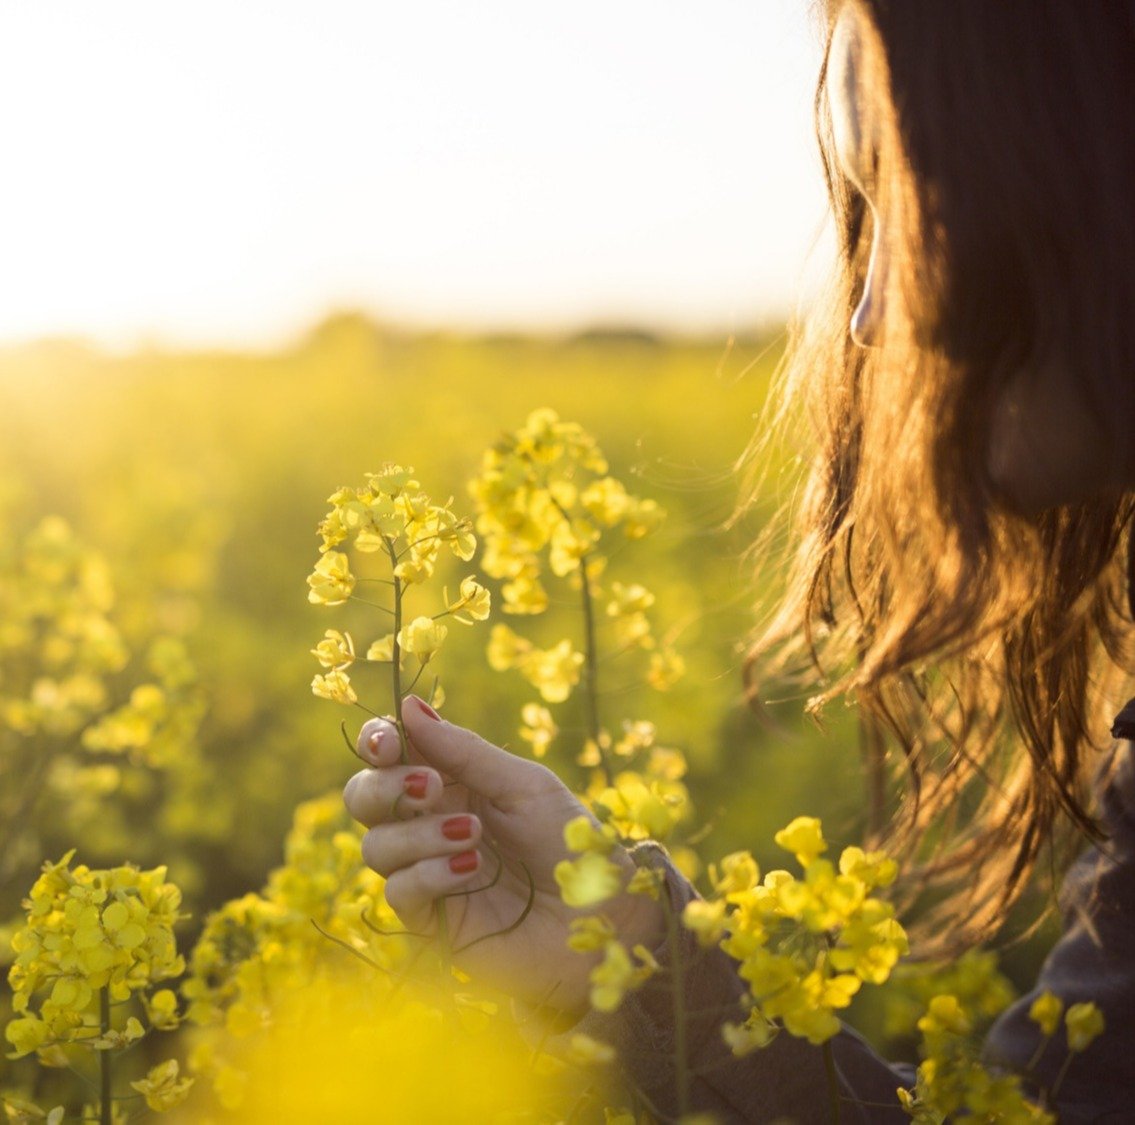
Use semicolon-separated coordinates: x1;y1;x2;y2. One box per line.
342;695;664;1016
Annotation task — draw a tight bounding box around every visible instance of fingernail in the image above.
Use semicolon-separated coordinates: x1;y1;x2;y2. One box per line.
413;696;441;722
403;771;429;800
441;815;473;841
449;850;478;874
365;719;394;754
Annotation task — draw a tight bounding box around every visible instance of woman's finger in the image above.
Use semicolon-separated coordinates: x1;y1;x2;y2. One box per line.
360;812;482;877
382;850;483;931
401;695;555;807
342;764;443;827
356;716;420;767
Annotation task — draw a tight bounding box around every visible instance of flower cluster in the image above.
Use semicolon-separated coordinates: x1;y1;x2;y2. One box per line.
889;979;1105;1121
306;467;489;720
0;518;205;924
690;817;909;1051
5;853;186;1057
0;517;128;741
180;794;406;1110
4;854;190;1118
470;409;683;771
554;815;661;1013
470;409;662;611
882;949;1018;1043
582;721;693;843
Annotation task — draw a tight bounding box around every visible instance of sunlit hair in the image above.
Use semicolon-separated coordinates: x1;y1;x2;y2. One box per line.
744;0;1135;949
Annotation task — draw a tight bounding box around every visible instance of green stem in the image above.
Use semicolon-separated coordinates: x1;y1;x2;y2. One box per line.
577;552;612;783
1048;1050;1075;1105
384;539;410;762
99;987;112;1125
822;1039;842;1124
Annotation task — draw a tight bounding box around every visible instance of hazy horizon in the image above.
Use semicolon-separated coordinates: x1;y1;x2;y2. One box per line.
1;1;828;352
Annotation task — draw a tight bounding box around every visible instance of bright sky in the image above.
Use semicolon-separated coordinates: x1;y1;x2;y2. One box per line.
0;1;828;348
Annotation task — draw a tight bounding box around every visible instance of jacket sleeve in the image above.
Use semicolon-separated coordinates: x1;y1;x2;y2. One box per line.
983;744;1135;1123
573;843;914;1123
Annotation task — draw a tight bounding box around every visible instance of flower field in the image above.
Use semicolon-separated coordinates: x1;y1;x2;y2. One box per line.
0;317;1082;1121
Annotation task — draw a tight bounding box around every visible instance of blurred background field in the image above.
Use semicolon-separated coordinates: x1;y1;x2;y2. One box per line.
0;313;874;930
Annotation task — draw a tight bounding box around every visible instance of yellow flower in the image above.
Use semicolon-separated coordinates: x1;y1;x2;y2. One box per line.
783;1004;842;1047
606;582;655;617
6;856;185;1059
722;1011;776;1056
0;1095;64;1124
830;904;908;985
446;576;491;622
625;866;663;899
740;948;800;1001
365;634;395;662
711;851;761;899
306;551;355;605
918;994;971;1038
1028;991;1063;1038
589;942;638;1012
838;846;898;889
522;639;584;703
433;508;477;561
580;477;630;525
311;669;357;705
612;719;655;757
554;852;623;908
364;464;417;497
567;915;617;953
682;899;728;947
1065;1001;1104;1053
501;573;549;615
130;1059;194;1112
647;648;686;690
145;988;181;1031
624;497;664;539
774;816;828;867
595;770;688;841
310;629;355;669
548;519;598;577
4;1016;49;1057
397;616;448;664
563;815;616;855
393;552;435;585
519;702;557;758
486;623;532;671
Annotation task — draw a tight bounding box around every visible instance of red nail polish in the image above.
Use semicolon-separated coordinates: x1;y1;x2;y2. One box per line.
413;696;441;722
449;850;478;874
403;771;429;800
441;815;473;841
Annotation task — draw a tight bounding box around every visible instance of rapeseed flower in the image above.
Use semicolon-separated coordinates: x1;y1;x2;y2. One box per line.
396;616;448;664
1065;1001;1104;1052
306;551;355;605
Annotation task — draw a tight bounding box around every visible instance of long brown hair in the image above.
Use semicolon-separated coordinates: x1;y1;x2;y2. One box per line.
746;0;1135;947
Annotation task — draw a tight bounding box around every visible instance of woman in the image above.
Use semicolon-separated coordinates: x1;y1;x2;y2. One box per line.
343;2;1135;1118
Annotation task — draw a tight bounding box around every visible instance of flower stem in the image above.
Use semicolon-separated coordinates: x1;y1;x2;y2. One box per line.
384;540;410;762
1048;1051;1075;1104
577;553;612;783
99;987;112;1125
822;1039;842;1124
